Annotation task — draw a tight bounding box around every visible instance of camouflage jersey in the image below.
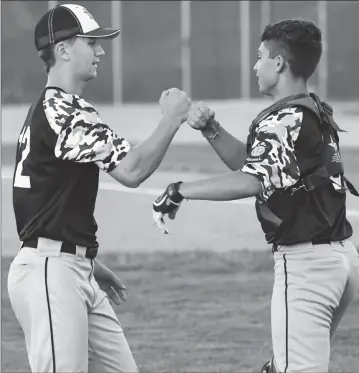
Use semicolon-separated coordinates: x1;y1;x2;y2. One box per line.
12;87;131;248
241;105;353;245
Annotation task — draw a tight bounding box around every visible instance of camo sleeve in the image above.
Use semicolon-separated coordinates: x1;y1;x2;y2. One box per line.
241;107;304;202
43;88;131;172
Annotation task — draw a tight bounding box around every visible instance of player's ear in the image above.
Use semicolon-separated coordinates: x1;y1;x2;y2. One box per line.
275;54;285;73
54;41;71;61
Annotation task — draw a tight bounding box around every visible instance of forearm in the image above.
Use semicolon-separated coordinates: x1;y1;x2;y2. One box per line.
129;115;181;183
110;115;181;187
203;120;247;171
178;170;262;201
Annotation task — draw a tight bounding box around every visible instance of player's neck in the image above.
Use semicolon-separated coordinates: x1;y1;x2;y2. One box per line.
46;71;86;96
272;80;309;103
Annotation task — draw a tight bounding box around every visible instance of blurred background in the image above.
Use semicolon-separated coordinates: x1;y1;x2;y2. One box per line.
2;0;359;104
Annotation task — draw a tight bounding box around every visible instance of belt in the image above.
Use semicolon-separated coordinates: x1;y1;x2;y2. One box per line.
21;238;98;259
272;239;332;253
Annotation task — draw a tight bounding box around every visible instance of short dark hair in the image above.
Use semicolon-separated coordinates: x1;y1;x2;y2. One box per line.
38;45;56;74
38;37;77;74
261;19;322;80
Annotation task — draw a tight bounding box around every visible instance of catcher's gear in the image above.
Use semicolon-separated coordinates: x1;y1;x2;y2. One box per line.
152;181;184;234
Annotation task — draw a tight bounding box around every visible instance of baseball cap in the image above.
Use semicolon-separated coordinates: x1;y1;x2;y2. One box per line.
35;3;120;51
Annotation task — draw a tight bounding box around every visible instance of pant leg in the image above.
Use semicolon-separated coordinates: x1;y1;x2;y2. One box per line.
88;277;138;373
7;247;93;373
271;242;350;373
330;240;359;339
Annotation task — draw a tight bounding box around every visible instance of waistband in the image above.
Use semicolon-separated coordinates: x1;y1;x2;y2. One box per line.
21;237;98;259
272;238;350;254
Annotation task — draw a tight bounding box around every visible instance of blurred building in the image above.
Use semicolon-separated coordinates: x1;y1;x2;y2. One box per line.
1;1;358;104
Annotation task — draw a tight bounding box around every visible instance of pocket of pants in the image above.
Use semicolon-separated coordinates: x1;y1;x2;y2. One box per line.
8;255;34;273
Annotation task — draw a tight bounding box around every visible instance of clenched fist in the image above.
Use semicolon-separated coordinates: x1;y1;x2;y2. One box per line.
187;101;215;130
159;88;191;124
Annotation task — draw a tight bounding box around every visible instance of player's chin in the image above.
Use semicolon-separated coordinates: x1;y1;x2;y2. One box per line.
86;71;97;81
257;79;263;91
88;66;98;79
258;82;270;96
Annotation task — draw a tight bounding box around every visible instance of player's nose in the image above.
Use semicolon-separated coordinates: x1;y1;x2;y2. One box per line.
95;44;105;57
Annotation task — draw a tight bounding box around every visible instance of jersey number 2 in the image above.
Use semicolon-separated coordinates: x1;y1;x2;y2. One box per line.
14;126;31;188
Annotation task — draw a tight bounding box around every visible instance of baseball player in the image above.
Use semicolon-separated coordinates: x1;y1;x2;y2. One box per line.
153;19;359;372
7;4;190;373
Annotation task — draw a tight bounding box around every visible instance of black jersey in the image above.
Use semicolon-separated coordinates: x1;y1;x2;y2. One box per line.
12;87;131;248
242;105;353;245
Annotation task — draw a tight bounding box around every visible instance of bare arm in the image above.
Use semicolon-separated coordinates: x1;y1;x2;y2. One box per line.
186;103;247;171
178;170;261;201
183;107;305;202
109;115;181;187
152;170;261;233
203;119;247;171
108;88;190;188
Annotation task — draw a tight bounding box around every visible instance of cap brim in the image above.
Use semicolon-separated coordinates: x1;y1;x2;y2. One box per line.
78;28;120;39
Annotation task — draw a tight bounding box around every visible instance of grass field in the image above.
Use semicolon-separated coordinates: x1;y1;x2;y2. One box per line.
2;252;359;373
2;144;359;372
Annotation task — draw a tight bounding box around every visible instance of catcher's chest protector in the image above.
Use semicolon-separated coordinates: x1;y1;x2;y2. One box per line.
248;93;358;237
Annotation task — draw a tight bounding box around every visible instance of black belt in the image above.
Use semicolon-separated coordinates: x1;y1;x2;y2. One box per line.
272;239;332;253
21;238;98;259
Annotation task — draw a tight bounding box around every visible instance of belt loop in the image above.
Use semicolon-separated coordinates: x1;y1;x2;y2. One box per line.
75;245;87;261
37;237;62;257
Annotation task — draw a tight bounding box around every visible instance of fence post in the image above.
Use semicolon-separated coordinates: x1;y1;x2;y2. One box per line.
181;1;191;97
261;0;271;31
239;1;250;99
317;0;328;100
111;0;122;105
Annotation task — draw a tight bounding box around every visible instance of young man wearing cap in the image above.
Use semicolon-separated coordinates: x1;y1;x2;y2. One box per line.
7;4;190;373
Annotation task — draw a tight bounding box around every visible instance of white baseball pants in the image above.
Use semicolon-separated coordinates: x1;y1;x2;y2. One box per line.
7;240;138;373
271;238;359;372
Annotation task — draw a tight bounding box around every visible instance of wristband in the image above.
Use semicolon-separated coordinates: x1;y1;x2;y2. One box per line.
201;119;221;140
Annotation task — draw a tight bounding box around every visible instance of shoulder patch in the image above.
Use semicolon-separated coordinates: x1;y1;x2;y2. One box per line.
246;141;272;162
251;145;266;157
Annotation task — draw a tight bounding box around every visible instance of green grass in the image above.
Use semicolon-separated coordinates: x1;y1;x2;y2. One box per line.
2;251;359;372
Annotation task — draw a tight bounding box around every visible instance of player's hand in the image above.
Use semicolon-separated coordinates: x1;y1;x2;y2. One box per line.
94;261;127;305
153;181;184;234
187;101;215;130
159;88;191;124
96;272;127;305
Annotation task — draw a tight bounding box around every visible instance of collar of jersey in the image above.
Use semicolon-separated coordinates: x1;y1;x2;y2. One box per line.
44;86;67;94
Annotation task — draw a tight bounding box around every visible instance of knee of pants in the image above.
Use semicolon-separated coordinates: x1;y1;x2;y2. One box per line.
88;296;138;373
88;334;138;373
